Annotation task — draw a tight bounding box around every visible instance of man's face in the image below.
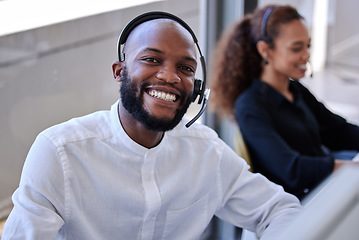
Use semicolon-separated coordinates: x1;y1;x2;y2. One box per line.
120;66;192;131
117;20;197;131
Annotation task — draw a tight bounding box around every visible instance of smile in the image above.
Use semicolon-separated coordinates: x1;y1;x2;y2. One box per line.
148;89;177;102
298;64;307;70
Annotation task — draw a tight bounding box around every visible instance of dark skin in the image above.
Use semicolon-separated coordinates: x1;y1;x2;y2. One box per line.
112;20;197;148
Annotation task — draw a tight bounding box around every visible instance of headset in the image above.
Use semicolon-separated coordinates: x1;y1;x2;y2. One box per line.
117;11;210;128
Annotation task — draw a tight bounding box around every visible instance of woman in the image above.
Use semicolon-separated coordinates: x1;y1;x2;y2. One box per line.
209;4;359;199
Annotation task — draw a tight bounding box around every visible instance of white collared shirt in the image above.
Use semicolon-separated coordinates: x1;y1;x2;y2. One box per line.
2;101;301;240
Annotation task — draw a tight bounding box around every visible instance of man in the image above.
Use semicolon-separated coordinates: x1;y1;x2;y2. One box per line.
2;12;301;240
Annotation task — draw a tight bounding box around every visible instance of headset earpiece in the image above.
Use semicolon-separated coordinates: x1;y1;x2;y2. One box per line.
192;79;202;103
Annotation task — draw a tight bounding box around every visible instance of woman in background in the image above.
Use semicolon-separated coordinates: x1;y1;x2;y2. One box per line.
209;4;359;199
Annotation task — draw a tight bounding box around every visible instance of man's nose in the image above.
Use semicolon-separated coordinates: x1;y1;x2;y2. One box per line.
156;65;181;83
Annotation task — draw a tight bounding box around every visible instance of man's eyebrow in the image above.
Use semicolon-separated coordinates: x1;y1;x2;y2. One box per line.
184;56;197;65
141;47;197;64
142;47;164;54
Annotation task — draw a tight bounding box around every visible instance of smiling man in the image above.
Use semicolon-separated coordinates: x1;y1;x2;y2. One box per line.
2;12;301;240
113;19;196;145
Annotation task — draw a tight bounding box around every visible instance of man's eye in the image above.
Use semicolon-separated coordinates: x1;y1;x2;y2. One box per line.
143;58;159;63
180;66;195;73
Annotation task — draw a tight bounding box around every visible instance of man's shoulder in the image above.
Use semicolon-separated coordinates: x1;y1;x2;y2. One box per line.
40;110;112;145
170;120;219;140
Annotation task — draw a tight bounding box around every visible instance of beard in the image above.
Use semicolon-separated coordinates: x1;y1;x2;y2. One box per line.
120;66;192;132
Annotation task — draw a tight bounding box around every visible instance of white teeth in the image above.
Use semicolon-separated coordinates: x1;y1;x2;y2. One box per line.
149;90;176;102
298;64;307;69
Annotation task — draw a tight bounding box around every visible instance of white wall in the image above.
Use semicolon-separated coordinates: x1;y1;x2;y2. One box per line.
0;0;200;218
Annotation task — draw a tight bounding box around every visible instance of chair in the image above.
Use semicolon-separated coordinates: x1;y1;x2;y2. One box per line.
233;129;253;172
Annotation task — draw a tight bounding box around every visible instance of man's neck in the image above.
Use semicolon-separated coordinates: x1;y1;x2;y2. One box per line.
118;104;164;149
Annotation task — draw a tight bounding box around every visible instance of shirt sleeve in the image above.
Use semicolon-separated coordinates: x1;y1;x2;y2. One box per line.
214;143;302;239
2;133;66;240
298;82;359;150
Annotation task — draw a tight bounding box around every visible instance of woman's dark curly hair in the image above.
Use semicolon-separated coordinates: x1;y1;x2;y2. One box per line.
209;4;303;118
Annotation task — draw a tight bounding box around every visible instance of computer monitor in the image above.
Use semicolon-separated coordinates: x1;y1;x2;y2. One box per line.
276;165;359;240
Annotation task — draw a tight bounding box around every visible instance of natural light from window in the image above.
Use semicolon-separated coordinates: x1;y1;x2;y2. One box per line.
0;0;160;36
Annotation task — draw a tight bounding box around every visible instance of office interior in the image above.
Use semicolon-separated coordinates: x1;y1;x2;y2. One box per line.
1;0;358;238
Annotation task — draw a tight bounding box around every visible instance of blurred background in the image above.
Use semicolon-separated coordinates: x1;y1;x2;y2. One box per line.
1;0;358;238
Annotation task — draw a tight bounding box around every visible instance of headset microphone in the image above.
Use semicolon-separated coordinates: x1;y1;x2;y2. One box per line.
185;52;210;128
117;11;210;128
185;89;210;128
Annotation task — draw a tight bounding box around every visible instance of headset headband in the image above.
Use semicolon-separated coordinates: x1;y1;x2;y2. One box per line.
118;12;198;46
117;11;203;61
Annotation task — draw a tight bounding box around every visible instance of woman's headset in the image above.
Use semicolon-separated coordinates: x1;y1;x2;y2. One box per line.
117;11;210;128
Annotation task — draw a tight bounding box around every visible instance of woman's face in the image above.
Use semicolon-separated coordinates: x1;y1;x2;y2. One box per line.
268;19;311;80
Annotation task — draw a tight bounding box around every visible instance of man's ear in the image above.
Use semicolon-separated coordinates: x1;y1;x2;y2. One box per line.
256;40;270;61
112;61;123;82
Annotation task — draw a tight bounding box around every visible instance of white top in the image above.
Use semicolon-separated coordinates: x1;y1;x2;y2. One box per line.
2;101;301;240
